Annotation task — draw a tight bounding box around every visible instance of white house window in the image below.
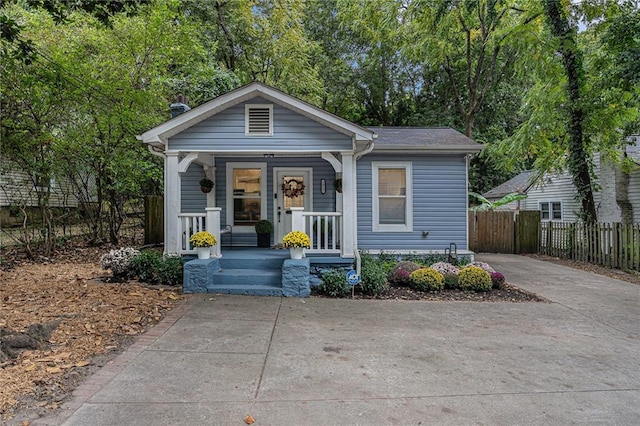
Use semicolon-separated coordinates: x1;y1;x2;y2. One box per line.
245;104;273;136
372;161;413;232
226;163;267;229
540;201;562;221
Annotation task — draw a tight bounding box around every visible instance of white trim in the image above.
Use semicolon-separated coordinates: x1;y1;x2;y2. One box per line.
372;161;413;232
226;162;268;232
137;82;375;144
245;104;273;136
539;200;563;221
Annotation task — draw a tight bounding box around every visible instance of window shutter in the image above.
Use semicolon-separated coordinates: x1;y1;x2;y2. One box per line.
247;107;272;134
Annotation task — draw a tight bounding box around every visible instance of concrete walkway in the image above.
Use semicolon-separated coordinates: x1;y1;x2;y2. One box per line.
33;254;639;425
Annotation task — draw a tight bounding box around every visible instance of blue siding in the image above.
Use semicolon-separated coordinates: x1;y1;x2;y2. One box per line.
180;156;336;246
168;98;352;152
357;154;468;251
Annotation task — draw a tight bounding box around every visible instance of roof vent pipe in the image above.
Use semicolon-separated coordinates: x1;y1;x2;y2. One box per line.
170;95;191;118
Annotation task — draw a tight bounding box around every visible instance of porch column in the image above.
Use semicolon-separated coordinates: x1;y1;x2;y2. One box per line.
165;152;180;254
206;207;222;258
291;207;305;233
341;153;355;257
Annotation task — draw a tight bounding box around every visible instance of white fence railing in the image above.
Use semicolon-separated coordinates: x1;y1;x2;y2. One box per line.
292;209;342;253
178;213;206;255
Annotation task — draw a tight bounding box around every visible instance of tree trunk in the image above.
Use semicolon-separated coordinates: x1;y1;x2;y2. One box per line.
544;0;597;223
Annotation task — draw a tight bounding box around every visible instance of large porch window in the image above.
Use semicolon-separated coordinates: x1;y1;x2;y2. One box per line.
226;162;267;230
372;161;413;232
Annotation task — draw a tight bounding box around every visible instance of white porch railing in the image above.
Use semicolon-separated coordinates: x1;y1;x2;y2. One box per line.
291;208;342;254
178;208;223;257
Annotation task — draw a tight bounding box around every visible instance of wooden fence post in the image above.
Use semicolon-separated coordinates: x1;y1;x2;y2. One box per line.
144;195;164;245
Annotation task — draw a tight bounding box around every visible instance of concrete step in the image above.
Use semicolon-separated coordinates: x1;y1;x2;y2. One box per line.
205;284;283;297
212;268;282;287
218;257;284;270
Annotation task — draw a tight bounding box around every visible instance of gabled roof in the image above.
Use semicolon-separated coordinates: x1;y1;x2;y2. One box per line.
483;170;539;199
137;82;375;146
367;127;482;153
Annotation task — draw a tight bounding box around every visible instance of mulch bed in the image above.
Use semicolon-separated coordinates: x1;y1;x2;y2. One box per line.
311;282;549;302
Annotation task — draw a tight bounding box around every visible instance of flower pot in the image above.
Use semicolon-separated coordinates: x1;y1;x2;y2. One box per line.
200;186;213;193
257;233;271;248
196;246;211;260
289;247;304;259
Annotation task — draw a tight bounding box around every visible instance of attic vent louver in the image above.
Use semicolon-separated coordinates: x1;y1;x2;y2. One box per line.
246;104;273;135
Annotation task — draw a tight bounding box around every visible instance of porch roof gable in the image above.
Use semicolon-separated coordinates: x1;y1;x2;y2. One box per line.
137;82;375;146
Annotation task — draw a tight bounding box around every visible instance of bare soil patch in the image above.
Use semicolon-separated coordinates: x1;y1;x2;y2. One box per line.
0;242;182;423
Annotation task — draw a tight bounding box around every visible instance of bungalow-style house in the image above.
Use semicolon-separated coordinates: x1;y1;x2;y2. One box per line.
137;83;482;295
484;136;640;222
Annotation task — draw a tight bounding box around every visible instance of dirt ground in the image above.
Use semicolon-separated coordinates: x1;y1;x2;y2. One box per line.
0;243;182;423
2;244;639;424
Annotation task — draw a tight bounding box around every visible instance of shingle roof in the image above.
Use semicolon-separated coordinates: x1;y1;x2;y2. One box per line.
367;127;483;153
483;170;539;199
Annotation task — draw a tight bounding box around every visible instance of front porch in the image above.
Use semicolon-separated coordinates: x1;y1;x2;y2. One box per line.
182;247;353;296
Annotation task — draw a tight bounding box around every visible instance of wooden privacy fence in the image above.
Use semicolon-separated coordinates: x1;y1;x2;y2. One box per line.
540;222;640;271
144;195;164;245
469;210;540;254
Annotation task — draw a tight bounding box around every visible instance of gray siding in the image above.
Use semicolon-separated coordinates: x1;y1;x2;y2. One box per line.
0;167;79;208
169;98;352;152
180;156;336;246
357;154;469;251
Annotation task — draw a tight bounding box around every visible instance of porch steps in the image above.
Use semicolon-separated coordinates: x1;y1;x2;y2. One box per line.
206;249;287;296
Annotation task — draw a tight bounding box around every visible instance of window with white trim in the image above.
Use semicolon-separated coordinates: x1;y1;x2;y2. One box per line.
540;201;562;221
226;163;267;230
372;162;413;232
245;104;273;136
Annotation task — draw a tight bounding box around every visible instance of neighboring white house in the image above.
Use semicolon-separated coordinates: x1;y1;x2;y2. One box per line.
483;136;640;223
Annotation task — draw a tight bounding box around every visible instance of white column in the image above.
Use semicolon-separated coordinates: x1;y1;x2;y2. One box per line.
341;153;355;257
206;207;222;258
290;207;305;233
165;152;180;254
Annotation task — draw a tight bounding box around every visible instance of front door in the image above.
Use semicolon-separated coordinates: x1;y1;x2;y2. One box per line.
274;168;312;243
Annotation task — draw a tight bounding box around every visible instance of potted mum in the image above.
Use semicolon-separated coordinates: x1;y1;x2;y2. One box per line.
282;230;311;259
255;219;273;248
189;230;217;259
199;178;214;193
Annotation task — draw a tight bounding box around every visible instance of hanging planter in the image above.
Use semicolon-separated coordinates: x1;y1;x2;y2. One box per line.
199;178;214;193
333;178;342;193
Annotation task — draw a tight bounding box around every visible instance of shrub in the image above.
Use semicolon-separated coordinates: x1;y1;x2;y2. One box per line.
465;261;495;273
155;255;184;286
129;250;162;281
443;273;459;290
409;268;444;292
128;251;184;286
255;220;273;234
318;269;351;298
359;252;389;296
430;261;460;276
101;247;140;277
387;261;422;286
490;271;506;290
458;266;493;292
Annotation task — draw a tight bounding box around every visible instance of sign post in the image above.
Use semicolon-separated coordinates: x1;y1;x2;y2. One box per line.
346;269;361;298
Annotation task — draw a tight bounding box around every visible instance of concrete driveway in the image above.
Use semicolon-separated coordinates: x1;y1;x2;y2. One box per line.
35;254;639;425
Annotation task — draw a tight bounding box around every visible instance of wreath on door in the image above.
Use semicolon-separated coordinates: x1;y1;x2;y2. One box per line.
282;178;305;198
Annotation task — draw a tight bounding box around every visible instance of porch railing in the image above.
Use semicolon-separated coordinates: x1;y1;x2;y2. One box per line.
178;208;223;257
291;208;342;254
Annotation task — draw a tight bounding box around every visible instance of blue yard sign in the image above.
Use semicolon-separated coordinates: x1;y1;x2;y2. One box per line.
346;269;361;286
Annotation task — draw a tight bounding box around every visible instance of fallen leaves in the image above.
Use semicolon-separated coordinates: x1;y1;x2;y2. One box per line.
0;261;182;419
244;415;256;424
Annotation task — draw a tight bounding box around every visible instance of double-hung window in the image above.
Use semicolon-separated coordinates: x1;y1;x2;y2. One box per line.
226;163;267;230
372;162;413;232
540;201;562;221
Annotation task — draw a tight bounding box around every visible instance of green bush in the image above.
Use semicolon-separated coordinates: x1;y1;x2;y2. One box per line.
155;255;184;286
129;251;162;281
359;252;389;296
318;269;351;298
458;266;492;292
128;251;184;286
443;273;459;290
387;261;422;286
409;268;444;291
